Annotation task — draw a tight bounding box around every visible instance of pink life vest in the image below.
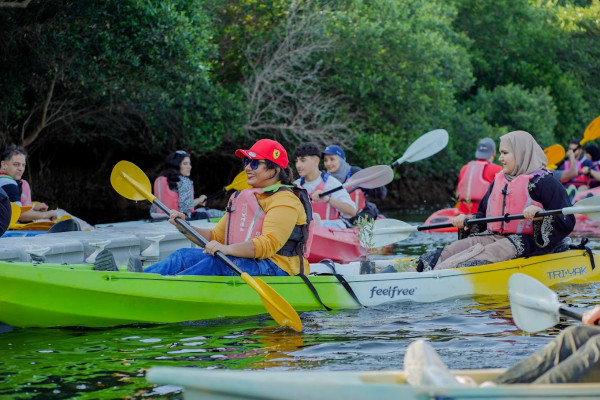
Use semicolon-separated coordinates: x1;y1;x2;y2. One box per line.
486;172;543;234
302;173;341;220
457;161;491;203
153;176;189;215
20;179;32;206
347;187;366;212
224;187;313;263
562;159;591;187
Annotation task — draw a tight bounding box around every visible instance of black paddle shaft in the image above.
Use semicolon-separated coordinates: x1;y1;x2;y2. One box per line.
419;209;565;232
153;198;244;276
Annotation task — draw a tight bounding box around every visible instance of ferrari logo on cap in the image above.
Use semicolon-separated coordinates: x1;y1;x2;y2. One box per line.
273;150;280;159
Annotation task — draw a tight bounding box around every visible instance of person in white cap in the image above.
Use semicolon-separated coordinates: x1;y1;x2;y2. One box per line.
455;137;503;214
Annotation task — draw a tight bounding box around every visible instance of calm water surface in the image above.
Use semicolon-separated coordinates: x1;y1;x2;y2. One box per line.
1;210;599;399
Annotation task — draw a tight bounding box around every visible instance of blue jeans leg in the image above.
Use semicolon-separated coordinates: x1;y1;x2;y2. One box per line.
143;248;289;276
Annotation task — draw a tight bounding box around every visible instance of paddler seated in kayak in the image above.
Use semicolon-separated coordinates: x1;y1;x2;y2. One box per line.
558;139;595;191
456;137;503;214
404;305;600;386
110;139;312;276
292;142;357;228
0;145;58;222
580;144;600;189
150;150;213;221
321;144;386;221
0;145;93;229
416;130;575;271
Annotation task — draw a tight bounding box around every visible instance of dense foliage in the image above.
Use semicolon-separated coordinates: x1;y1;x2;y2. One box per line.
1;0;599;217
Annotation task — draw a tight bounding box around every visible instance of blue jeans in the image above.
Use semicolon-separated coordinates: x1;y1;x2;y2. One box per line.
143;248;289;276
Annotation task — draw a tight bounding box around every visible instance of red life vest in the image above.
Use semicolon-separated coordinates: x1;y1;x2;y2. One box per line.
153;176;187;215
562;159;591;187
486;172;543;234
347;187;366;211
302;173;341;220
20;179;32;206
224;186;313;267
457;161;491;203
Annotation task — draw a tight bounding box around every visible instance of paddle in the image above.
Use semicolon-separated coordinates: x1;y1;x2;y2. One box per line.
204;170;251;203
371;195;600;247
579;115;600;146
390;129;449;167
345;129;450;195
508;273;598;332
110;160;302;332
543;144;565;168
318;165;394;198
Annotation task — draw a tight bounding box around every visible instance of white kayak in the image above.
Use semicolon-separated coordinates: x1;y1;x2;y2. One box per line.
146;367;600;400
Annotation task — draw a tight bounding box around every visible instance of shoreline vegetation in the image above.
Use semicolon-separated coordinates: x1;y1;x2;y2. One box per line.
2;1;599;223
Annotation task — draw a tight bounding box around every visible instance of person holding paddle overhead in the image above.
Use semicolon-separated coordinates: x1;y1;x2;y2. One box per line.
139;139;312;277
322;144;386;221
293;142;357;228
558;139;595;191
455;137;503;214
417;131;575;271
150;150;212;221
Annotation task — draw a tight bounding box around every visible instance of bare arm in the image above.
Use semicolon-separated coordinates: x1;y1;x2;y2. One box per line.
559;150;578;182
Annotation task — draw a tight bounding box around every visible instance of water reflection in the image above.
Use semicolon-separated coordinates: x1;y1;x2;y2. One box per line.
1;231;600;399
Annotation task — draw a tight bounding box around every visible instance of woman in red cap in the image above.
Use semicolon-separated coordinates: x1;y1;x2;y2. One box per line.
142;139;311;276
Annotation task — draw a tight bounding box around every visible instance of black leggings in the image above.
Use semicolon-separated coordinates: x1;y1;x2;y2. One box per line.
0;193;10;237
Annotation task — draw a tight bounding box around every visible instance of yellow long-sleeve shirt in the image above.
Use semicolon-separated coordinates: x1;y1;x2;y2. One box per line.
209;190;309;275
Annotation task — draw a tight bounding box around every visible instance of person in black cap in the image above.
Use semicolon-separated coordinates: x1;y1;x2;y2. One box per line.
455;137;502;214
321;144;387;222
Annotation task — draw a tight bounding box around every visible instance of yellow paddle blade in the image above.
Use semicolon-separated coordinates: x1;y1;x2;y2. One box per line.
580;116;600;146
110;161;156;202
240;273;302;332
543;144;565;168
225;170;251;192
9;203;20;226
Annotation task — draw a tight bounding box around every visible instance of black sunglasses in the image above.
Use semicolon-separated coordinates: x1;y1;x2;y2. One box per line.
243;159;267;170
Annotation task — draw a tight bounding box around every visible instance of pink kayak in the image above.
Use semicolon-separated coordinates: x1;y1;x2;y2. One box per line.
307;225;365;263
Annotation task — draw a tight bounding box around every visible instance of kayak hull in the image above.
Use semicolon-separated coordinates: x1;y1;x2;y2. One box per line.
423;207;460;233
307;225;365;263
1;249;598;328
146;368;600;400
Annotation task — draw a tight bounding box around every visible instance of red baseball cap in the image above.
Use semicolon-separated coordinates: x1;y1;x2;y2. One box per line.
235;139;289;168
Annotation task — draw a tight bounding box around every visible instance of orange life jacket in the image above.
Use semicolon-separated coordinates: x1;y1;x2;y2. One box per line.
486;172;543;235
457;161;490;203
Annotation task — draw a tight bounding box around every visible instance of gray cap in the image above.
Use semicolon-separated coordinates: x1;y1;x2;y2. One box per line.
475;137;496;159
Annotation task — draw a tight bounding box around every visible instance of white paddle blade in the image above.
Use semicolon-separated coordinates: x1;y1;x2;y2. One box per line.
509;273;560;333
393;129;449;165
372;218;418;247
565;195;600;220
345;165;394;189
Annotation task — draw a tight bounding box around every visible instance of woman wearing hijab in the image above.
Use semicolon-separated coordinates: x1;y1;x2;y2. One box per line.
417;131;575;271
321;145;387;221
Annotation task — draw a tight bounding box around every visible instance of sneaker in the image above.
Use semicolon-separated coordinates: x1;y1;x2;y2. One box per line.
127;256;143;272
93;249;119;271
404;340;461;386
